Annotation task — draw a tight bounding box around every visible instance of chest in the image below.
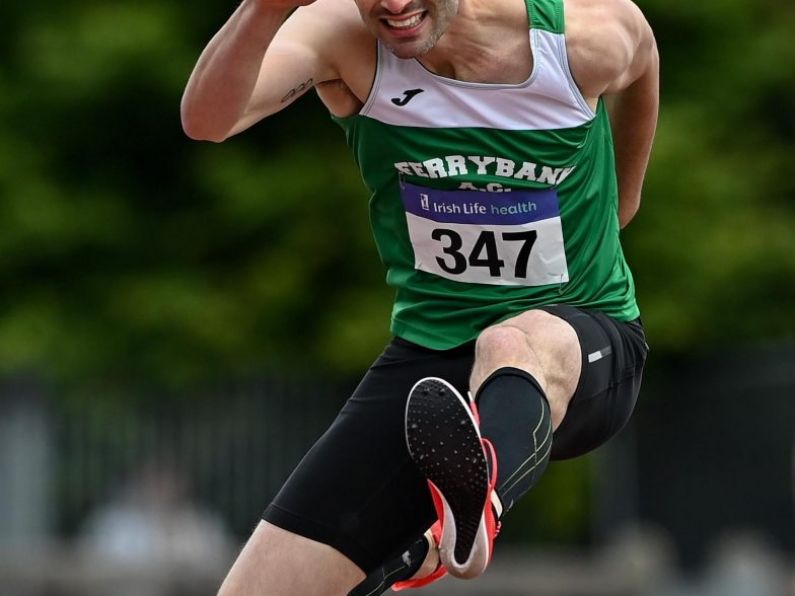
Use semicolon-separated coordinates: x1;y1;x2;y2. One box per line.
418;36;534;85
317;28;534;117
356;30;594;138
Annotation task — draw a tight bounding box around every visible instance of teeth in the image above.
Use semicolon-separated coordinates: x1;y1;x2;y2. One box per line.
386;13;423;29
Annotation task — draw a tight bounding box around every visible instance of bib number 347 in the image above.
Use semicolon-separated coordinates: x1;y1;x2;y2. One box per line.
432;228;537;278
401;182;569;287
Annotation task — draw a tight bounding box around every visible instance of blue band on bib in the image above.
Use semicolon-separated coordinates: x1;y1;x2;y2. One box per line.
401;182;560;225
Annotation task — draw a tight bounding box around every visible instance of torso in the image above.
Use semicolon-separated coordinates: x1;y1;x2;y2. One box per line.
327;0;641;348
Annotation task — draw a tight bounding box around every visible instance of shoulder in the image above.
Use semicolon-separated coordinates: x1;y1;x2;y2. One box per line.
564;0;656;97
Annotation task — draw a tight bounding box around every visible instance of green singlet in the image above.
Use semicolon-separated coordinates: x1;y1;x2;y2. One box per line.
333;0;639;350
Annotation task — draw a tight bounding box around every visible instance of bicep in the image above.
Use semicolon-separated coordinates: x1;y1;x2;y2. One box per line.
231;2;351;134
230;43;329;135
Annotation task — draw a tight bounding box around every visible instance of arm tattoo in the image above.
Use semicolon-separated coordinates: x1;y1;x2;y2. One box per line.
281;78;314;103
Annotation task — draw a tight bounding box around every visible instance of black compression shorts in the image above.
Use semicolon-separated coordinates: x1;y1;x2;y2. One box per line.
263;305;648;573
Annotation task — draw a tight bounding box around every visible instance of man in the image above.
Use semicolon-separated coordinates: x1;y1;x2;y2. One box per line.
181;0;658;593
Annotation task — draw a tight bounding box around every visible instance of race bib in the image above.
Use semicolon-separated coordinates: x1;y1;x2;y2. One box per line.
400;182;569;286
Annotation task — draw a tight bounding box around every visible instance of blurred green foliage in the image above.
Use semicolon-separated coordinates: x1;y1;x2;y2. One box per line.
0;0;793;389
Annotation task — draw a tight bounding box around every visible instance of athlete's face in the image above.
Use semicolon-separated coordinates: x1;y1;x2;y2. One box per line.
357;0;460;58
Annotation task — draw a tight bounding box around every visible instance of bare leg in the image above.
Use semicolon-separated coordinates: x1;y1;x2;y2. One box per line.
218;521;365;596
470;309;581;430
356;310;583;590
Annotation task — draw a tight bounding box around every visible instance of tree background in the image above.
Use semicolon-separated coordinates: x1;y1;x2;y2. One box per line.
1;0;793;549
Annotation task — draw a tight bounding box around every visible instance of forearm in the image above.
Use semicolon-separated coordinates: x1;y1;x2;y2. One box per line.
181;1;291;142
607;49;659;228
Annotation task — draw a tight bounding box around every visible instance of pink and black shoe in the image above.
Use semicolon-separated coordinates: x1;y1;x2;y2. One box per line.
405;377;500;580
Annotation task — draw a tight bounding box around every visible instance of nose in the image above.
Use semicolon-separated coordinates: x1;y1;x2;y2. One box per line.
381;0;415;14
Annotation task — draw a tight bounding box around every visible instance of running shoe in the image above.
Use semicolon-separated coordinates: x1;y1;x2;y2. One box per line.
404;377;499;579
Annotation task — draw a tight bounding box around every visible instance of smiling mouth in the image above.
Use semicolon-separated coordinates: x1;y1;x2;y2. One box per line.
382;11;427;30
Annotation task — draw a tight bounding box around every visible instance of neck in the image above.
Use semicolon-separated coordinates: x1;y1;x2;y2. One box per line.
418;0;531;84
419;0;497;78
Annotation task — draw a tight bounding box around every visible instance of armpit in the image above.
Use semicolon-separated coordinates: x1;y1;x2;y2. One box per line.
316;79;363;118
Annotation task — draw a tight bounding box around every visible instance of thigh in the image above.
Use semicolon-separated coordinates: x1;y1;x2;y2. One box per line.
263;338;475;573
536;305;649;460
218;521;365;596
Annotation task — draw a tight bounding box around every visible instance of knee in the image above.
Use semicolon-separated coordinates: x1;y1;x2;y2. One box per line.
475;324;528;361
474;312;580;425
476;310;570;359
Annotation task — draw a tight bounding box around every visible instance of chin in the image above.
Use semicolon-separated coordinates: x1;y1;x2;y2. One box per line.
388;45;421;59
386;38;435;59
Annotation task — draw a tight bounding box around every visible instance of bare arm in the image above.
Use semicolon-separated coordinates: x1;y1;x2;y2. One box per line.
567;0;659;228
180;0;344;142
604;12;659;228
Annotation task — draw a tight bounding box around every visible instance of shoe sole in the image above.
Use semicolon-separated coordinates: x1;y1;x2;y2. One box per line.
405;377;491;579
